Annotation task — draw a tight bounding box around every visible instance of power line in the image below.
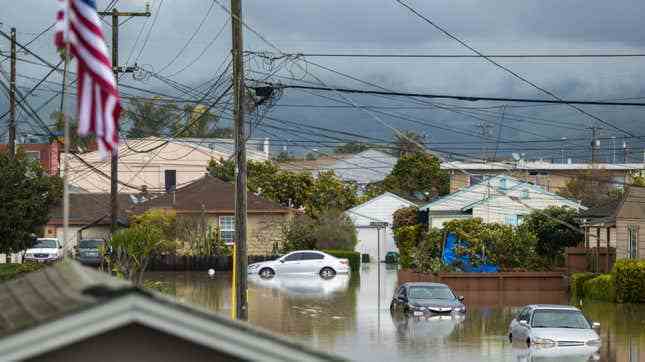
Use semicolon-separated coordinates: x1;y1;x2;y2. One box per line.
394;0;637;137
262;82;645;107
249;50;645;59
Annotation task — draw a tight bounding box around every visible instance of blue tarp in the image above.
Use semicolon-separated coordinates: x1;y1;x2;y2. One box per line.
442;232;499;273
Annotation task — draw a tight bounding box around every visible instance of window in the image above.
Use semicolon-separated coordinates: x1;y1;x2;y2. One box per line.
219;216;235;244
518;308;530;322
498;178;508;190
469;175;484;186
521;189;529;199
300;252;324;260
628;224;639;259
284;252;302;262
517;215;525;225
504;215;519;226
25;151;41;161
531;309;590;329
613;176;625;190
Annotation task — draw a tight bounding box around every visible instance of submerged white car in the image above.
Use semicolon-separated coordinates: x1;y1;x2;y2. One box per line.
248;250;350;279
509;304;601;349
23;238;64;263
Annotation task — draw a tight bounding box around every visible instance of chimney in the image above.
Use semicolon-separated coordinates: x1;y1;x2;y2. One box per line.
567;158;572;164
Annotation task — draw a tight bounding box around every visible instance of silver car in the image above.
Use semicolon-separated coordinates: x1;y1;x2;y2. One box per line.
508;304;601;348
247;250;350;279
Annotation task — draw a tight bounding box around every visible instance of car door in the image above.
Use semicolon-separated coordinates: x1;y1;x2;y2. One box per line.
299;252;324;274
277;252;303;274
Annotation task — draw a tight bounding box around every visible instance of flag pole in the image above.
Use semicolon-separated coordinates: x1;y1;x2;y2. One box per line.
60;41;71;254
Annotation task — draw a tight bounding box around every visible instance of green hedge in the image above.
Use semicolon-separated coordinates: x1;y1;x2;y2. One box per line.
583;274;615;302
613;259;645;303
0;262;46;282
323;250;361;272
570;272;595;300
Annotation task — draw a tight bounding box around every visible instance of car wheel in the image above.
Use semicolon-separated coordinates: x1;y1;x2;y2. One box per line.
526;338;531;347
319;267;336;279
259;267;275;279
390;303;395;313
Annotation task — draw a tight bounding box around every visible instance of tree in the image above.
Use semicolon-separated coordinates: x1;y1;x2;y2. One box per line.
305;171;358;217
50;112;92;152
208;157;235;182
382;151;449;200
169;104;233;138
125;98;179;138
106;209;178;286
274;150;293;162
393;131;425;157
557;170;622;208
280;210;357;252
334;142;370;154
519;206;582;262
0;151;62;254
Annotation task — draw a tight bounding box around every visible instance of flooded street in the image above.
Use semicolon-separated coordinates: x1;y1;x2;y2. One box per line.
148;265;645;361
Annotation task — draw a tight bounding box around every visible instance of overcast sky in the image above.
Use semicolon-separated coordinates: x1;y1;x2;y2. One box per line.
2;0;645;161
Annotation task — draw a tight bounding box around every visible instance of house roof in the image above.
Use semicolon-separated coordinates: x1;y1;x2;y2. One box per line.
48;193;137;226
177;138;269;161
0;261;344;362
278;154;354;173
421;175;582;212
323;149;397;184
136;174;291;214
582;186;645;224
441;161;645;171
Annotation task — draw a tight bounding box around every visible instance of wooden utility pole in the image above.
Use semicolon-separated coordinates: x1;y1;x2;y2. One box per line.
8;28;16;157
98;7;151;231
230;0;248;321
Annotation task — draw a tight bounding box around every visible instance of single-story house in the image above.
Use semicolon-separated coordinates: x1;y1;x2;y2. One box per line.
345;192;418;262
132;174;295;255
46;175;294;255
581;186;645;260
420;175;585;228
0;261;344;362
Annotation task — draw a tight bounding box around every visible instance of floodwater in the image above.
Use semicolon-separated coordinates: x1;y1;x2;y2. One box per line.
148;264;645;362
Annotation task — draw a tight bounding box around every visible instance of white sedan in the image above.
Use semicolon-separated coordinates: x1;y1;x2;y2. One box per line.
23;238;64;263
248;250;350;279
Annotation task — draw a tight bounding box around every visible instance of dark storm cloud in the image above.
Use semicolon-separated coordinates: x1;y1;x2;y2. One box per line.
2;0;645;159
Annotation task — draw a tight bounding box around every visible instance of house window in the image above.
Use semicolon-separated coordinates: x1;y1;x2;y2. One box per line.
25;151;41;161
521;189;529;199
628;224;638;259
219;216;235;244
164;170;176;192
469;175;484;186
517;215;525;225
504;215;518;226
498;178;508;191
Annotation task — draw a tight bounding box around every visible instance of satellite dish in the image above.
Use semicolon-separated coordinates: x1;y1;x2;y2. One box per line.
512;153;520;161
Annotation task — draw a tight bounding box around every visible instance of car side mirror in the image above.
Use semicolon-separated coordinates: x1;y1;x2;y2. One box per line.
59;245;63;249
458;296;464;302
592;322;600;329
519;320;530;328
280;259;285;263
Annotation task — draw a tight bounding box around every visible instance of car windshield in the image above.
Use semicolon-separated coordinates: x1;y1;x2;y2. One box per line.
408;286;455;300
33;239;57;248
79;239;104;249
531;309;591;329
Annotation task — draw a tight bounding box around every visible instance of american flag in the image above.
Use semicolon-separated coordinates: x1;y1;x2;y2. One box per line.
55;0;121;157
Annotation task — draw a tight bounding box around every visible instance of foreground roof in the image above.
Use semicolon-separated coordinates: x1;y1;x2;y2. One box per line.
0;261;344;362
48;193;136;226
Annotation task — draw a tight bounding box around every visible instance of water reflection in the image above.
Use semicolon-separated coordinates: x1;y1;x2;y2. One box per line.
148;266;645;362
511;346;600;362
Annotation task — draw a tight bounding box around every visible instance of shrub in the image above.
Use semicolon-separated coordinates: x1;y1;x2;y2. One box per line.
394;225;422;268
570;272;595;299
280;210;357;253
612;259;645;303
0;262;46;282
412;228;444;272
323;250;361;272
583;274;615;302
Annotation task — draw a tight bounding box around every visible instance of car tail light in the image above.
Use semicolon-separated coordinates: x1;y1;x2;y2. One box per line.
339;259;349;266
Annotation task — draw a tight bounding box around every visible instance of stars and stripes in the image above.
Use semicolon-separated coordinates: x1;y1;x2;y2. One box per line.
55;0;121;157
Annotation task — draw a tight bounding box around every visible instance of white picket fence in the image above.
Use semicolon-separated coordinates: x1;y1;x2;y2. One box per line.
0;253;23;264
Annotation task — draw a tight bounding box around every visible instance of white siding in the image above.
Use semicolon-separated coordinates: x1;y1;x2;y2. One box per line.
429;215;471;228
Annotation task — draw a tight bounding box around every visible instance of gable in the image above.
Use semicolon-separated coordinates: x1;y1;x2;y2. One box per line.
346;192;416;226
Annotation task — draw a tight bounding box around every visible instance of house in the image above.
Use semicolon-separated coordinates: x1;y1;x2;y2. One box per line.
420;175;585;228
442;161;644;194
581;186;645;260
280;150;397;190
44;193;137;250
345;192;418;262
0;142;60;175
132;174;294;255
63;137;270;194
0;261;343;362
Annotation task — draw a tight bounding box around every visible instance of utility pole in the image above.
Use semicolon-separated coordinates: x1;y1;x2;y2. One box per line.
8;28;16;157
230;0;248;321
478;121;493;163
98;7;151;232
